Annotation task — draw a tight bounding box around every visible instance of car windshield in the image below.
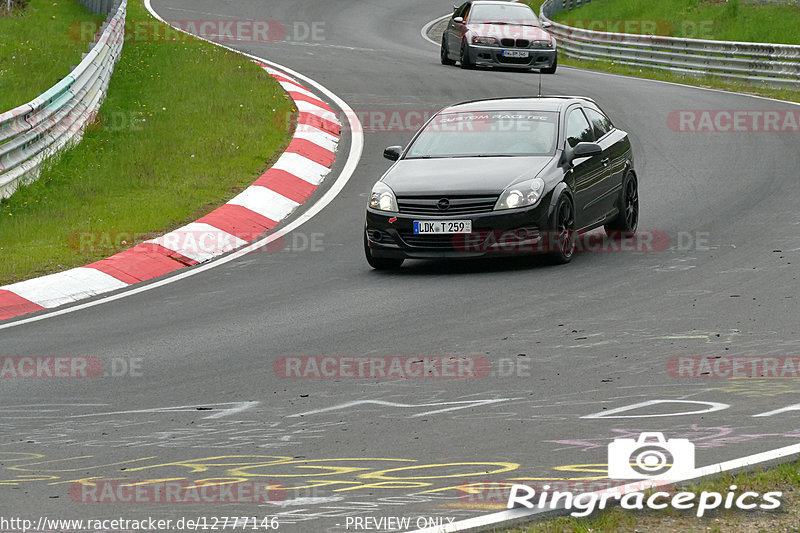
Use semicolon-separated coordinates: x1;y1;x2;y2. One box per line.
405;111;558;159
469;4;539;25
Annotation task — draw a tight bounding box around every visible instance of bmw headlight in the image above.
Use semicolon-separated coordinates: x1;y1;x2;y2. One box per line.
532;40;553;48
495;177;546;210
472;36;499;46
369;181;398;212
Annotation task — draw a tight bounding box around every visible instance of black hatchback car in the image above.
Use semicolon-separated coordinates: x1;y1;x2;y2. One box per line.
364;97;638;269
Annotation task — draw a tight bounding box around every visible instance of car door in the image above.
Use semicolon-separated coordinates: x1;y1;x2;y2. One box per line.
585;106;626;220
564;106;609;229
447;2;471;55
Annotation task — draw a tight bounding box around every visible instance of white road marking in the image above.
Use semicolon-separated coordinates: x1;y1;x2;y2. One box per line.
66;401;260;419
420;14;451;46
582;399;729;419
287;399;519;418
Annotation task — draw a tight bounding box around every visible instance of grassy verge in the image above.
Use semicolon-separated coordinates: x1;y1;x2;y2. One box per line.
521;0;800;104
503;461;800;532
0;0;106;111
543;0;800;44
0;0;294;284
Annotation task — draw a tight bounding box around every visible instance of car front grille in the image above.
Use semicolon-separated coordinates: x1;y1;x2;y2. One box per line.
399;234;459;248
396;196;498;216
500;38;530;48
399;228;542;251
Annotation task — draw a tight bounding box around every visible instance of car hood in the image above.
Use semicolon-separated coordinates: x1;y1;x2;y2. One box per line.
467;23;551;41
382;156;554;197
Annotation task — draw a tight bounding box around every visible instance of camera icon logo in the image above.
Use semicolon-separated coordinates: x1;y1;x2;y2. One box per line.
607;432;695;480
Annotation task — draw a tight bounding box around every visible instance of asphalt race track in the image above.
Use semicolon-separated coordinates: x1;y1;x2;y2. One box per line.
2;1;800;531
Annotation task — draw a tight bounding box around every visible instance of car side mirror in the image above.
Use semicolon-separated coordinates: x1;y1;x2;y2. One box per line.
383;146;403;161
542;21;553;29
572;142;602;158
453;16;464;24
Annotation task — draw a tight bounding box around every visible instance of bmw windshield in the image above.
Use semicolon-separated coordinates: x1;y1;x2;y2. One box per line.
404;111;559;159
469;4;540;25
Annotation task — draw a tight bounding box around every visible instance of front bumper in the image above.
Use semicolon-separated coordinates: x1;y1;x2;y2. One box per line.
466;44;556;69
365;201;554;260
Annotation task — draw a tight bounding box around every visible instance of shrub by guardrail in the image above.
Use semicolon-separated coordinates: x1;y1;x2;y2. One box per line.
0;0;126;198
540;0;800;90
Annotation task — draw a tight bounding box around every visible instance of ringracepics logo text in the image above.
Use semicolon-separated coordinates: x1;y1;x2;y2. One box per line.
507;482;781;517
507;432;782;517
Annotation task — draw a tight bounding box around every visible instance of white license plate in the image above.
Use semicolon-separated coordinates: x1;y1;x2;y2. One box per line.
413;220;472;234
503;50;529;58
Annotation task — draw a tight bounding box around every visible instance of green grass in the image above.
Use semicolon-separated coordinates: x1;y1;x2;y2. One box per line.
527;1;546;17
0;0;294;284
503;461;800;532
529;0;800;43
520;0;800;105
0;0;106;111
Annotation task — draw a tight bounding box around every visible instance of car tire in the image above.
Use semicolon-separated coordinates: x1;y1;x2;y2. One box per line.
441;36;456;65
546;194;576;264
541;55;557;74
364;231;404;270
460;41;474;69
604;172;639;238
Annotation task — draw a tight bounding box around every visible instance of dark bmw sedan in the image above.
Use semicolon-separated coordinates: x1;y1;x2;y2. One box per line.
364;96;639;269
441;1;557;72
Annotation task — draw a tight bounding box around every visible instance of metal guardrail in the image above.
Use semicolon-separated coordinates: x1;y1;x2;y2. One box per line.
0;0;127;199
540;0;800;90
77;0;118;15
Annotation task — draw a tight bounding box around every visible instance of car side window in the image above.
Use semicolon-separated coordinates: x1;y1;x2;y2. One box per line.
454;2;469;19
585;108;613;139
565;109;594;148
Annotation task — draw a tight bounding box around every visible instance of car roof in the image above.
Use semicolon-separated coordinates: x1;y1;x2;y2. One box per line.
441;96;598;114
469;0;536;11
471;0;533;6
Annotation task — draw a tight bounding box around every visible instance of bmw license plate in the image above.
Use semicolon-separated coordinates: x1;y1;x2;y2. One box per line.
413;220;472;234
502;50;529;58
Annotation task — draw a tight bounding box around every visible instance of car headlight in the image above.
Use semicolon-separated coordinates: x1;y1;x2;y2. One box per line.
495;177;546;210
471;36;499;46
532;40;553;48
369;182;398;212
